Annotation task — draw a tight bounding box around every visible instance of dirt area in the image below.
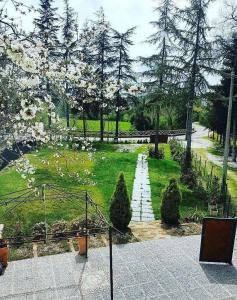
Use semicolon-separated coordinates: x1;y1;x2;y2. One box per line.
7;221;202;261
129;221;202;241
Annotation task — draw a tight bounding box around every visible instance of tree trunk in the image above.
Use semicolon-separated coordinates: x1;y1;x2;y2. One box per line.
154;106;160;155
115;109;119;143
82;109;87;139
66;103;70;128
100;107;104;142
185;3;201;166
232;118;236;162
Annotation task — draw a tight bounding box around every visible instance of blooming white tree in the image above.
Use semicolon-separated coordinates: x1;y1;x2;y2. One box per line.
0;1;120;190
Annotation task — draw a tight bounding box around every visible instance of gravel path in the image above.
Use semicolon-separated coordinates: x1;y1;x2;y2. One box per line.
131;154;155;222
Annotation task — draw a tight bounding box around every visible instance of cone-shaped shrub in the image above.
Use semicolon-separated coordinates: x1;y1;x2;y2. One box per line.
160;178;181;225
110;173;132;231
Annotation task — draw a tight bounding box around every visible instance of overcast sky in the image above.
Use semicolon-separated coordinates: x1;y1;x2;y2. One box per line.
8;0;226;83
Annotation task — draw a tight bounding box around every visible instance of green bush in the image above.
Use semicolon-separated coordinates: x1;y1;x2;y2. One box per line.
109;173;132;231
160;178;182;225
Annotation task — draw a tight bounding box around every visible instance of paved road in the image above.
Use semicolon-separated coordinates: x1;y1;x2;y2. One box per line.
0;235;236;299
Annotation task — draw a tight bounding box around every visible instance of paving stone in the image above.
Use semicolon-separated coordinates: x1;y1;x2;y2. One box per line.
1;235;237;300
131;154;154;221
188;287;213;299
122;284;146;299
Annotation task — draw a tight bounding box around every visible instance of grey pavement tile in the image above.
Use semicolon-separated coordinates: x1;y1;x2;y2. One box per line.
133;271;154;284
188;287;213;299
148;295;170;300
167;291;193;300
101;289;126;300
80;292;104;300
141;281;166;297
35;289;58;300
122;284;146;299
222;283;237;297
204;284;232;299
176;275;200;291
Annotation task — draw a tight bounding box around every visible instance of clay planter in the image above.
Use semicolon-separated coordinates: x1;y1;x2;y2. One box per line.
0;240;8;267
76;236;88;256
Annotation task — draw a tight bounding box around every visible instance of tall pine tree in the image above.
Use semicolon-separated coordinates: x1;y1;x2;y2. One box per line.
34;0;59;128
140;0;179;155
61;0;78;127
176;0;213;171
112;27;136;142
91;7;115;142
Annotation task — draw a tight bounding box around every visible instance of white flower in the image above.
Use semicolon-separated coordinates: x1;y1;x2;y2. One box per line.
20;105;37;120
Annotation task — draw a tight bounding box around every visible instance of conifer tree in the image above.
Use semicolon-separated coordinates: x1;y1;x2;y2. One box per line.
140;0;179;155
218;33;237;161
34;0;59;128
110;173;132;231
160;178;181;225
112;27;136;142
61;0;78;127
91;7;115;142
176;0;214;171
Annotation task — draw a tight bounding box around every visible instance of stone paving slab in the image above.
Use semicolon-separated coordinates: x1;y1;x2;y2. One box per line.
131;154;154;221
0;235;237;299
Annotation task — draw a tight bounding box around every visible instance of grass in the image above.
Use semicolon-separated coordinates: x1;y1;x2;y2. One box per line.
0;143;138;235
67;118;134;132
194;148;237;214
0;142;212;237
148;145;208;220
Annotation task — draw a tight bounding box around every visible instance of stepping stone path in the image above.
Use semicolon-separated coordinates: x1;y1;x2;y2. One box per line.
131;153;155;221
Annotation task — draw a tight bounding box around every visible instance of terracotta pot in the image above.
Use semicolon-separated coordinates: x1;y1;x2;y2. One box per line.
76;236;88;256
0;244;8;267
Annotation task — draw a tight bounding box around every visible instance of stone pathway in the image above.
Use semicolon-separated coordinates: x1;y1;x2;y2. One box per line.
131;154;154;221
0;235;236;299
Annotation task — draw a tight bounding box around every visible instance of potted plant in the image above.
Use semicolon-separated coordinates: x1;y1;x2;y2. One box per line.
76;233;88;256
0;239;8;267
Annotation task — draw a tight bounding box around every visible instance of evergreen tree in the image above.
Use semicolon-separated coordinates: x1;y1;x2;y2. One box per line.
61;0;78;127
34;0;59;52
218;33;237;161
112;27;136;142
140;0;179;155
160;178;181;225
176;0;214;171
91;7;115;142
34;0;59;128
110;173;132;231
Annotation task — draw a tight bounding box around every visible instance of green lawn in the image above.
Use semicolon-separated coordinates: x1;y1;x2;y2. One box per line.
0;143;210;236
0;143;138;235
148;145;208;220
67;119;134;131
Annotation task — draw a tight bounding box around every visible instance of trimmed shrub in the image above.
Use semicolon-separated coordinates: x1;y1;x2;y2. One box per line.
160;178;181;225
110;173;132;231
51;220;67;238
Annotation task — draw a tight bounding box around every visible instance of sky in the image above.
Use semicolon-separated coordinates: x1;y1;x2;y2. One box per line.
7;0;226;84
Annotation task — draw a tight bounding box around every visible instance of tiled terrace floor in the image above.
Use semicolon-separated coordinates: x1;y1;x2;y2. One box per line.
0;235;237;299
